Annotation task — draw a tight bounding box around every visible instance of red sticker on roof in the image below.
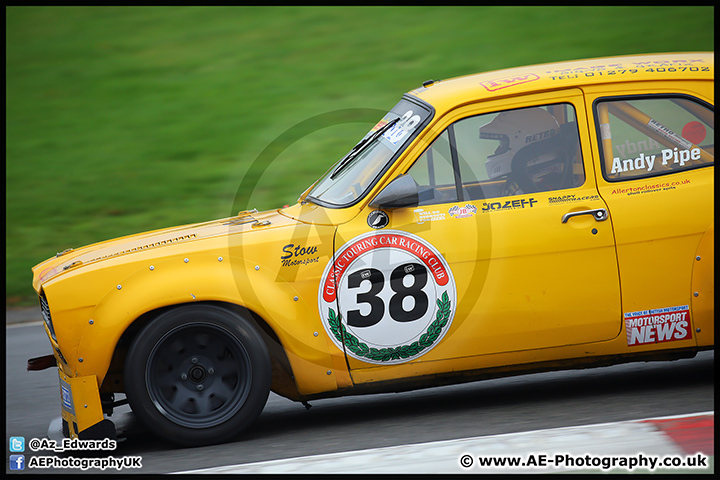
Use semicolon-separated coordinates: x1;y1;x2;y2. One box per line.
480;73;540;92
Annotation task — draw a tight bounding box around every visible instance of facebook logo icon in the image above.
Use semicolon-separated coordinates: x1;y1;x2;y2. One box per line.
9;454;25;470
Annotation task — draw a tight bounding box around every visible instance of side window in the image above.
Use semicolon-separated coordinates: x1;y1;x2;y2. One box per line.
407;129;458;206
407;103;585;204
596;97;714;181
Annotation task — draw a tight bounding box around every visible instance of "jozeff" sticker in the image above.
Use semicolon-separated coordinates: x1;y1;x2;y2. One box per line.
624;305;691;347
318;231;456;364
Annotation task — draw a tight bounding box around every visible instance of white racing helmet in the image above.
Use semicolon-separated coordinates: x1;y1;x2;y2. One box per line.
480;108;560;181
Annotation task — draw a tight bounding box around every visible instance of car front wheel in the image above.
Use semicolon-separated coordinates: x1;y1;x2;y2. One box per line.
124;305;271;446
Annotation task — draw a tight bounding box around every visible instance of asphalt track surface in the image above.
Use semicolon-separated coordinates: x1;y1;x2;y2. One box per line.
5;316;714;474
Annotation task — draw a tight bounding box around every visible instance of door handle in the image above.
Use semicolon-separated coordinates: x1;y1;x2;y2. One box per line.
561;208;608;223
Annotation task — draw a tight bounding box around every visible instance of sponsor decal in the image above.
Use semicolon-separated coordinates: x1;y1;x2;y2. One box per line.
383;122;409;145
610;148;701;174
481;197;537;212
548;194;600;205
60;379;75;415
318;231;456;364
632;58;707;66
610;153;657;174
681;121;707;145
280;243;319;267
546;63;624;79
413;208;447;224
625;305;691;347
371;118;389;132
383;110;422;145
367;210;389;229
546;59;709;80
480;73;540;92
660;147;701;166
647;120;693;150
610;178;690;195
448;204;477;219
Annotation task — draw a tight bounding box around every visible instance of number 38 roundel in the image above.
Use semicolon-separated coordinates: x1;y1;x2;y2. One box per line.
319;231;457;365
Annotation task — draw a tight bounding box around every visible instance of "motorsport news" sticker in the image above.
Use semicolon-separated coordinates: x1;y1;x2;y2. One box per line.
624;305;691;347
318;231;456;364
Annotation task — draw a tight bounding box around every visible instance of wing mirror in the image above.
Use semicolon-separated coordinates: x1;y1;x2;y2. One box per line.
369;174;419;209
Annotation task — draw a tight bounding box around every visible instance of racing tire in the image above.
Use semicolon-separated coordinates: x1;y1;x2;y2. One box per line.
124;305;271;447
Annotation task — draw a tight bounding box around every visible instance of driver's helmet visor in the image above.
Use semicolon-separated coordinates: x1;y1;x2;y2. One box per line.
479;131;510;157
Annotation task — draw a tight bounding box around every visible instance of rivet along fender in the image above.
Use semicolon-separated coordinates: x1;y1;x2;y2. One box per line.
691;221;714;347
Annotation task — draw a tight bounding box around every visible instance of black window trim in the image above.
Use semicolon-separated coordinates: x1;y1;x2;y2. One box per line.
446;123;464;202
592;93;715;184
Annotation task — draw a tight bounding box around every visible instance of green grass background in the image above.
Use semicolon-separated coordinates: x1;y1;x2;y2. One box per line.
6;6;714;306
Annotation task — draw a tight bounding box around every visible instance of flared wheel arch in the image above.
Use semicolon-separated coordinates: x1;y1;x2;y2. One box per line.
105;301;299;401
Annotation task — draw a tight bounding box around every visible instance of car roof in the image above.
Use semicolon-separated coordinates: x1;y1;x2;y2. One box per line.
408;52;714;112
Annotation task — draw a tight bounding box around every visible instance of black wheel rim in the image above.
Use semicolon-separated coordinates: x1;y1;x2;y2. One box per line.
145;323;252;428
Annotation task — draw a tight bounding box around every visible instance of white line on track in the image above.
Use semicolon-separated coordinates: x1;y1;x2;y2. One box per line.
173;411;713;474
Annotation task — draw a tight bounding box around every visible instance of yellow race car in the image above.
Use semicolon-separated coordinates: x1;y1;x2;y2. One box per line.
30;52;714;447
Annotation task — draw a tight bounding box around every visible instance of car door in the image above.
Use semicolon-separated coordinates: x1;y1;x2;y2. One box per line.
585;87;714;350
326;89;624;385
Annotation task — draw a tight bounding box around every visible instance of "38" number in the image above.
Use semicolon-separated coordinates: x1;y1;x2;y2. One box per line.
346;263;429;328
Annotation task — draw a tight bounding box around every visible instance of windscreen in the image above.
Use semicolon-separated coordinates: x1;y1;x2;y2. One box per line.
306;98;432;207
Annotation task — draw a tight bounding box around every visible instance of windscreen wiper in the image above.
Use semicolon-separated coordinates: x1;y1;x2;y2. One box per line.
330;117;399;179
